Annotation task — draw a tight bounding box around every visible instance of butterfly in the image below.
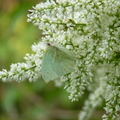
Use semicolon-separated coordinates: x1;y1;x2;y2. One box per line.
41;43;76;82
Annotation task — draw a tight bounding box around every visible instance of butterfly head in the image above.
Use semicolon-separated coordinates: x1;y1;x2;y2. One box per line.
46;43;52;46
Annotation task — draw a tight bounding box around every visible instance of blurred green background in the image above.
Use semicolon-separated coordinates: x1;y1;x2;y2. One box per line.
0;0;104;120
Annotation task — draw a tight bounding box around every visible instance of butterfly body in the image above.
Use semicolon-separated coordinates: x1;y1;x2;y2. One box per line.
41;44;76;82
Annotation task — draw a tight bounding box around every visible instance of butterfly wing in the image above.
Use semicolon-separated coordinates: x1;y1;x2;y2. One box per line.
41;47;59;82
42;45;76;82
51;47;76;76
58;46;76;60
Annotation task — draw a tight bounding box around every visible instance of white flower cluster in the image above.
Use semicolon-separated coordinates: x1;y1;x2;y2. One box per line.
79;84;104;120
78;67;107;120
0;0;120;119
0;42;45;82
102;63;120;120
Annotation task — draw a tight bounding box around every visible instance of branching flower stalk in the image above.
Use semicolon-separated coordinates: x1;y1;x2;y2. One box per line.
0;0;120;119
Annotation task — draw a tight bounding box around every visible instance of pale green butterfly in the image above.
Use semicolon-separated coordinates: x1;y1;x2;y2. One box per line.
41;43;76;82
